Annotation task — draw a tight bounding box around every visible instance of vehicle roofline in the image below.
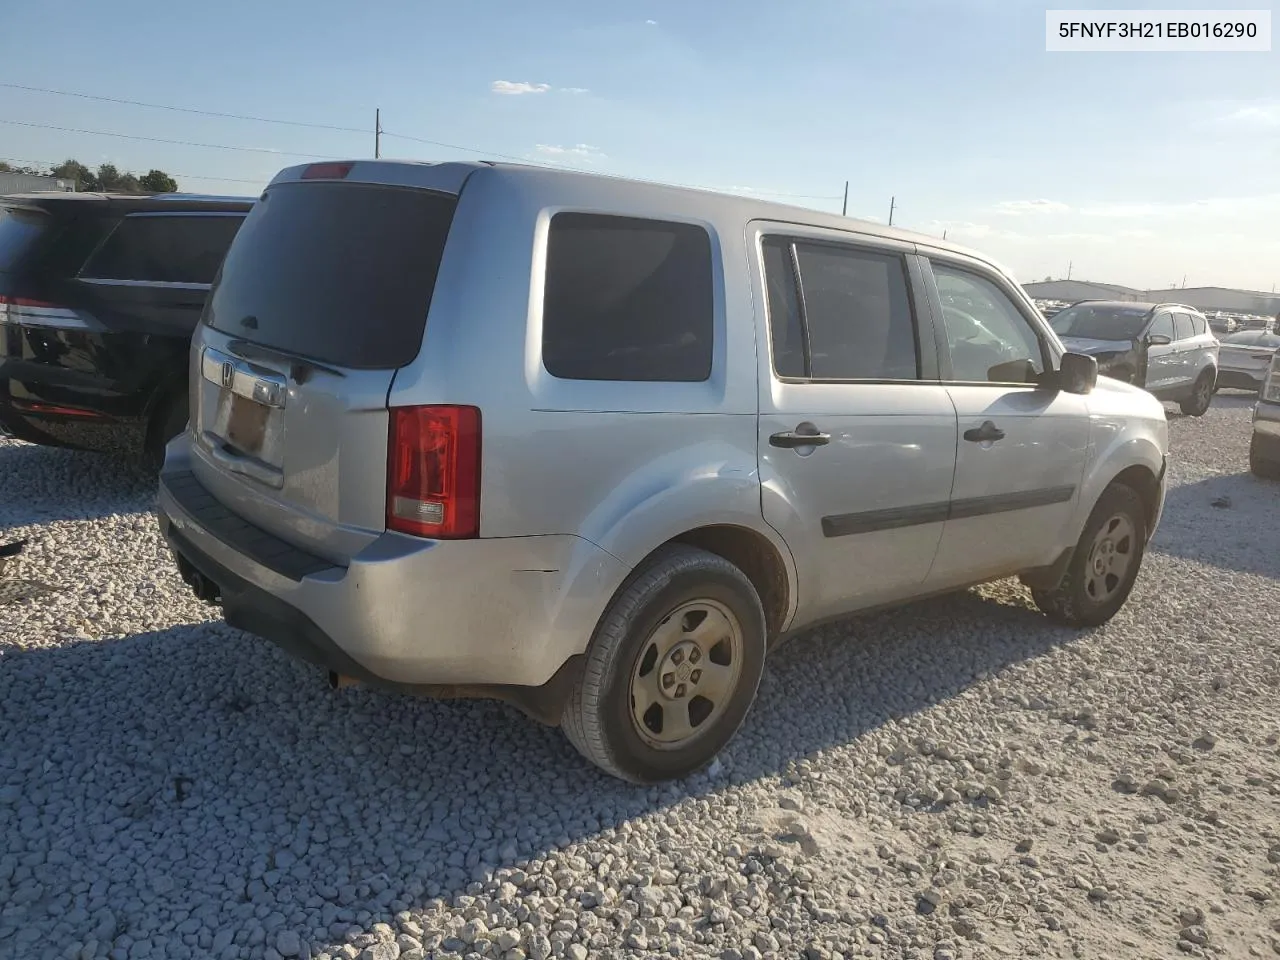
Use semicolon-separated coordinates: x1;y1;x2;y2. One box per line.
264;158;989;260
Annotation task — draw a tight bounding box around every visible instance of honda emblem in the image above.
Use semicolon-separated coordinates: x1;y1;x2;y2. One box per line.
221;361;235;389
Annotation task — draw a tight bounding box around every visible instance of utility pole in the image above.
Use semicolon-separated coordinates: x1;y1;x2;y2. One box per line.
888;195;896;226
841;181;848;217
942;230;947;240
1181;274;1187;289
1067;261;1073;280
375;108;382;159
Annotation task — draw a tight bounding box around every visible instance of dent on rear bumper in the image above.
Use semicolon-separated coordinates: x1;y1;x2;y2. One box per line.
157;480;629;688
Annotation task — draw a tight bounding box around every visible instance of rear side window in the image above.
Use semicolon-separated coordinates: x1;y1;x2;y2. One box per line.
1191;314;1207;336
0;206;50;273
205;182;457;369
542;213;713;382
80;214;243;284
761;239;805;378
789;241;918;380
1173;312;1193;341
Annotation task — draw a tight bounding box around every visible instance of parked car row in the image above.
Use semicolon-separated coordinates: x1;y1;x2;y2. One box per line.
0;162;1180;781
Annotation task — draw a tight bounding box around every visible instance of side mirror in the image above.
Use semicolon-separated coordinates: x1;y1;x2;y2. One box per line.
1040;352;1097;394
1146;333;1172;346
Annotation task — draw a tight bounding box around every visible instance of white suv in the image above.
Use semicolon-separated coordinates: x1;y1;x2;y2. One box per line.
157;161;1169;782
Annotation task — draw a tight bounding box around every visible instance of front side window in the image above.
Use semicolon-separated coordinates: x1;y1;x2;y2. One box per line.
780;241;918;380
542;213;713;382
931;262;1045;383
1148;313;1175;340
81;214;243;284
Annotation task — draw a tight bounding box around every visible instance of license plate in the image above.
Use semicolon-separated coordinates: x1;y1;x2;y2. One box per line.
225;392;269;456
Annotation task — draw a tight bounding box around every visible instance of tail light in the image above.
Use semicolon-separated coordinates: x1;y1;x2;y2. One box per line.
387;405;481;539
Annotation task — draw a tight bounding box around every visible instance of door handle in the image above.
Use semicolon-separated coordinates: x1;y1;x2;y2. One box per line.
770;427;831;449
963;420;1005;443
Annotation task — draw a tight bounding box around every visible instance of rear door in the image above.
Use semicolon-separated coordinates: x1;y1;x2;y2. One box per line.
1171;311;1197;389
189;165;465;564
922;255;1090;585
752;224;957;622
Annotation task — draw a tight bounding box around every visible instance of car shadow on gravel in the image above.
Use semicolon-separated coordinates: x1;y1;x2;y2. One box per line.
0;439;156;529
0;586;1078;938
1150;472;1280;580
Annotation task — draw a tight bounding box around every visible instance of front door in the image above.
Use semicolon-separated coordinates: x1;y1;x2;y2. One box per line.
1142;311;1179;394
751;227;958;624
922;257;1090;586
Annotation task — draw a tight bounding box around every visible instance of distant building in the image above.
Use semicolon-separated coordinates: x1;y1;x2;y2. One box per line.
1139;287;1280;316
1022;280;1142;302
0;172;76;196
1023;279;1279;316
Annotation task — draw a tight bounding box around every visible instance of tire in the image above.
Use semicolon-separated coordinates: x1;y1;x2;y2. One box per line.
1031;483;1148;628
1179;370;1214;416
562;545;767;783
144;390;190;470
1251;435;1280;480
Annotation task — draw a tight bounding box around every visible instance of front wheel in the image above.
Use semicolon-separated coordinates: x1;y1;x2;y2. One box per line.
1251;435;1280;480
1179;371;1214;416
562;545;767;783
1031;483;1148;628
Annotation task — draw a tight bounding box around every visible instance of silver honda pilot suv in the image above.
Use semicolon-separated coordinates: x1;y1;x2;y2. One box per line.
157;160;1169;782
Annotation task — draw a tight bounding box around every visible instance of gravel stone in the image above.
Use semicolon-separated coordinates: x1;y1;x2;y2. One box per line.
1;399;1276;960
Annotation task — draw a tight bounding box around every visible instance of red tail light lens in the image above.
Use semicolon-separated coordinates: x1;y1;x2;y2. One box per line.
387;405;481;539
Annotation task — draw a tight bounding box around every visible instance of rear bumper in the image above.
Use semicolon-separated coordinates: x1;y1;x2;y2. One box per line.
1217;368;1265;391
155;444;628;692
0;324;182;452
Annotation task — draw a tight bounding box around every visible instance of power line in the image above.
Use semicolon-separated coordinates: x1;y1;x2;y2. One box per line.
0;81;845;202
0;117;331;159
0;81;371;135
0;155;266;186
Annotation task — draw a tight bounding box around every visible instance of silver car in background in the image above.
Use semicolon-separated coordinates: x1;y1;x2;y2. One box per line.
1217;329;1280;394
1250;353;1280;480
156;160;1169;782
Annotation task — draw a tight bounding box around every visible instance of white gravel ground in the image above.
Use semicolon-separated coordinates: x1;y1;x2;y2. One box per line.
1;393;1278;960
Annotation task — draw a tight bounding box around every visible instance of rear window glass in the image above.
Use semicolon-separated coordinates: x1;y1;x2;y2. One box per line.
205;182;457;369
0;206;50;273
81;214;244;284
542;213;713;382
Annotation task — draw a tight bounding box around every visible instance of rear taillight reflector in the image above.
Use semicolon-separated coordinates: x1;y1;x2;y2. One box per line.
11;400;105;418
301;161;355;180
387;405;481;539
0;295;61;308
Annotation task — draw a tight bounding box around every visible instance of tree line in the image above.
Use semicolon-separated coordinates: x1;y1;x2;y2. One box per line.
0;159;178;194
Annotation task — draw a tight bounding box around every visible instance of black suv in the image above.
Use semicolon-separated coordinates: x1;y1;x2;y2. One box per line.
0;192;252;465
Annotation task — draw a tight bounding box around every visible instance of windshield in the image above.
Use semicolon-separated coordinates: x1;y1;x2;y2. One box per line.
1050;303;1150;340
0;206;50;273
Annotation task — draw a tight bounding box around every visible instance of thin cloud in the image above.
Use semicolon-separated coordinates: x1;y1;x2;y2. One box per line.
994;199;1070;215
1220;101;1280;127
534;144;607;163
646;19;658;25
491;80;552;95
560;87;590;95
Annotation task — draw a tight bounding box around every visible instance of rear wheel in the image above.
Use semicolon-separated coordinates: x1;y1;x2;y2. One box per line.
562;545;766;783
1031;483;1148;628
1251;435;1280;480
1179;371;1214;416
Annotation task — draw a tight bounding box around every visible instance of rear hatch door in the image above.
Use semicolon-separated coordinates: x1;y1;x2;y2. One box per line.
188;164;466;564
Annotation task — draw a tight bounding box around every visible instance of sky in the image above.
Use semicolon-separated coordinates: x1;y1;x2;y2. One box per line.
1;0;1277;292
